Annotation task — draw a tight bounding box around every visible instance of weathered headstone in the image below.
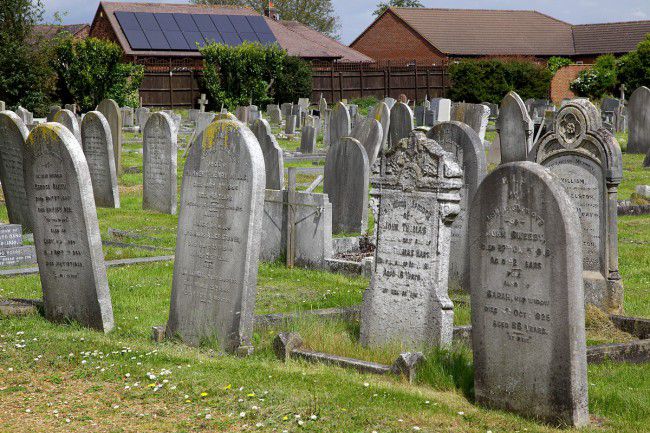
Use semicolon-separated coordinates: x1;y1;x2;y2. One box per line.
627;86;650;154
97;99;122;174
285;114;296;135
0;111;31;230
531;99;623;313
329;102;351;148
195;112;216;136
430;98;451;122
64;103;77;114
166;119;265;351
388;102;414;149
351;117;383;166
322;108;331;146
371;101;391;151
121;106;134;127
427;122;486;291
469;161;588;427
300;124;317;154
47;105;61;122
251;118;284;190
383;97;396;110
268;105;282;125
323;137;369;234
0;101;5;111
360;131;463;348
451;102;490;142
298;98;310;110
135;107;150;127
486;133;501;166
53;109;82;144
143;112;177;215
319;97;328;117
24;123;114;332
496;91;534;163
0;224;36;267
281;103;292;118
15;106;33;125
81;111;120;208
198;93;208;112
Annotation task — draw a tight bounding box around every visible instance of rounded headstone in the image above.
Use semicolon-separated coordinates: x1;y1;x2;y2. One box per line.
496;91;533;163
0;111;31;230
143;112;177;215
627;86;650;154
53;109;82;145
351;117;383;166
329;102;351;148
96;99;123;174
81;111;120;208
251;118;284;190
388;102;414;149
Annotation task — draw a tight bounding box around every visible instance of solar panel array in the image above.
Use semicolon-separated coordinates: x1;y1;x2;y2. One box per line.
114;12;278;51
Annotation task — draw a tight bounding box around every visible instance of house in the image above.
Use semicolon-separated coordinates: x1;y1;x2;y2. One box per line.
32;24;90;41
350;7;650;65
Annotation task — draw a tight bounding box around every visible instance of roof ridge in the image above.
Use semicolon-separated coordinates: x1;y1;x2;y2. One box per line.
100;1;256;12
573;19;650;26
390;6;571;25
275;20;342;57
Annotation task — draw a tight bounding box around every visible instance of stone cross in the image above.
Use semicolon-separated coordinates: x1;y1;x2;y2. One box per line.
251;118;284;190
143;112;177;215
496;91;534;163
0;111;31;231
81;111;120;208
198;93;209;112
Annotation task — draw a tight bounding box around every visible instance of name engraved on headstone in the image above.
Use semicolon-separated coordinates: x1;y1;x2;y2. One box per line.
81;111;119;208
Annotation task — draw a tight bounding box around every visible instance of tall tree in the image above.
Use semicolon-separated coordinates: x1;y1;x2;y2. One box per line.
191;0;339;37
373;0;423;17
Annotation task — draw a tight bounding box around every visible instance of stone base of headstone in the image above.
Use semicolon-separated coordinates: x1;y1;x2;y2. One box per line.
0;299;39;317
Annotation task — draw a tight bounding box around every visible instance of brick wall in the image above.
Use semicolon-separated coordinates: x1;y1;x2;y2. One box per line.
350;11;445;65
550;64;592;104
89;11;121;46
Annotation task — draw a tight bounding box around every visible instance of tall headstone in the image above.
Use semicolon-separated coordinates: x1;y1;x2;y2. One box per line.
388;102;414;149
24;124;114;332
0;111;31;230
251;118;284;190
351;117;383;166
135;107;150;127
360;131;463;348
496;91;534;163
285;114;296;135
53;109;82;144
426;122;486;291
451;102;490;142
531;99;623;313
166;119;265;351
627;86;650;154
81;111;120;208
97;99;122;175
329;102;351;148
300;124;317;154
319;97;328;118
268;105;282;125
430;98;451;122
15;107;33;125
323;137;369;234
469;161;588;427
143;112;177;215
371;101;391;151
322;108;331;146
121;106;134;127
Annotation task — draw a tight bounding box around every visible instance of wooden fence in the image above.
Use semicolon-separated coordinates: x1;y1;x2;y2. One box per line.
136;58;204;109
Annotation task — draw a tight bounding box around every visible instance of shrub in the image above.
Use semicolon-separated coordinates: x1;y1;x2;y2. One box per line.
547;56;572;74
617;34;650;92
51;36;144;111
570;54;617;100
273;55;312;105
448;59;552;104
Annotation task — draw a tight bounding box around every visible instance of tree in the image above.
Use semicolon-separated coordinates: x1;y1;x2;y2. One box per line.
0;0;56;116
547;56;572;75
617;34;650;93
570;54;618;100
192;0;339;37
273;55;312;104
373;0;423;17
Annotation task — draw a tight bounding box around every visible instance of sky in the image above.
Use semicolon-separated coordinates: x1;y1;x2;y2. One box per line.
45;0;650;45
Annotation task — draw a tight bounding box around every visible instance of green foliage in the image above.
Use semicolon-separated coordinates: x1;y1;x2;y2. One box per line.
373;0;423;17
547;56;572;74
273;56;312;105
51;37;143;111
570;54;618;100
448;59;552;104
617;34;650;92
0;0;55;116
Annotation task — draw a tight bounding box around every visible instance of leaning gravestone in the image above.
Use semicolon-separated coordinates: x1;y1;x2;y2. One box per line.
351;117;383;166
97;99;122;175
300;124;317;154
81;111;120;208
53;109;82;145
371;101;391;151
627;86;650;154
143;112;177;215
469;161;588;427
323;137;369;234
531;99;623;313
329;102;351;148
0;111;32;231
24;124;114;332
251;118;284;190
360;131;463;348
427;122;486;292
388;102;414;149
496;91;534;163
166;119;265;352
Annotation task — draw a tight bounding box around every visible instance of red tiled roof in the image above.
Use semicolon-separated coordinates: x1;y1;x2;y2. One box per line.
572;21;650;55
33;24;90;40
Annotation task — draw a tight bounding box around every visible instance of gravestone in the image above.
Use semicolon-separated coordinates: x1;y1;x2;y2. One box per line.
322;108;331;146
0;101;5;111
198;93;208;112
427;122;486;292
81;111;120;208
371;101;391;152
247;105;260;124
319;97;328;118
161;110;181;134
451;102;490;142
47;105;61;122
469;161;588;427
0;224;36;267
300;124;317;154
323;137;369;234
188;109;200;122
251;118;284;190
143;112;177;215
15;107;33;125
24;124;114;332
486;133;501;166
64;103;77;113
97;99;122;175
329;102;351;147
351;117;383;166
531;99;623;313
281;103;292;118
235;106;248;124
269;105;282;125
383;97;396;110
53;109;82;144
285;114;296;135
298;98;310;110
414;106;425;126
121;106;134;127
627;86;650;154
388;102;414;149
360;131;463;348
0;111;31;230
496;91;534;163
196;112;216;136
135;107;150;127
166;119;265;352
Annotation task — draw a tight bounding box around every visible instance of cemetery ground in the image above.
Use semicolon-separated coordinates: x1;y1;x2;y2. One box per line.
0;121;649;432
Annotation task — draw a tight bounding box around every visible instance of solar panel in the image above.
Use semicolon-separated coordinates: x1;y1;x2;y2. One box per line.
123;29;151;50
239;32;259;43
228;15;254;34
135;12;160;31
115;12;141;30
164;31;190;50
154;13;180;32
174;14;199;32
256;32;277;45
220;32;242;46
145;30;170;50
192;14;217;32
183;31;205;49
246;16;272;34
210;15;236;33
201;31;223;44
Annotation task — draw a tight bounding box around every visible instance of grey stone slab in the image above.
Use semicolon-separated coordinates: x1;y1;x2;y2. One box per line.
469;161;588;427
388;102;414;150
143;112;177;215
486;133;501;166
371;102;391;151
166;119;265;352
361;131;463;349
531;99;623;313
0;255;175;277
323;137;369;234
47;105;61;122
300;124;317;154
351;117;383;166
451;102;490;142
268;105;282;125
121;106;134;127
81;111;120;208
628;86;650;154
15;106;33;125
0;111;32;231
53;109;82;144
24;123;114;332
0;224;22;248
252;118;284;190
430;98;451;122
195;112;216;136
97;99;123;175
0;101;4;111
427;122;486;292
135;107;150;127
0;244;36;267
329;102;351;148
280;103;292;117
319;97;327;115
285;114;296;135
496;91;534;163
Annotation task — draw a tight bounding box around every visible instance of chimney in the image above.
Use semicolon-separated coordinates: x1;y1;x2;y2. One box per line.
264;2;280;21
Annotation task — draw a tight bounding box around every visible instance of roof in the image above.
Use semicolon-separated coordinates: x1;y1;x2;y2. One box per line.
93;1;371;62
572;21;650;55
33;24;90;40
